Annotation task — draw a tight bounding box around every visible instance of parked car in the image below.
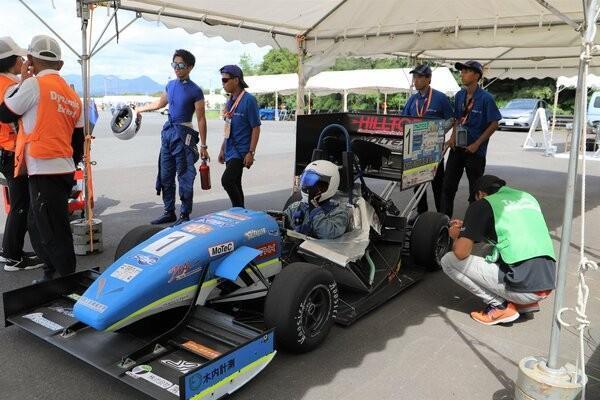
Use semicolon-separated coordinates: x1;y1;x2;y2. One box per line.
498;98;548;130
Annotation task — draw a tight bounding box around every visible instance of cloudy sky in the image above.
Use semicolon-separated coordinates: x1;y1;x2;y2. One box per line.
4;0;271;92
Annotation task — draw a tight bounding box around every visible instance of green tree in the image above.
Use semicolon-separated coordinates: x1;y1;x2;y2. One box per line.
258;48;298;75
239;53;258;75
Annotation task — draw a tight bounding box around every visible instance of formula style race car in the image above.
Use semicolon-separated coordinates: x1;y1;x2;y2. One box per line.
3;113;451;400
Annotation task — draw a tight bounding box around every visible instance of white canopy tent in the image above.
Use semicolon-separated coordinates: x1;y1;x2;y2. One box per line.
244;68;459;114
549;74;600;139
18;1;599;395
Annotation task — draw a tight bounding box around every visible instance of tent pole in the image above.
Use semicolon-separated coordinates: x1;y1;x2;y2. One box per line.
296;36;306;117
343;90;348;112
275;91;279;121
376;92;380;114
308;91;312;115
384;93;388;115
547;3;595;370
550;85;561;145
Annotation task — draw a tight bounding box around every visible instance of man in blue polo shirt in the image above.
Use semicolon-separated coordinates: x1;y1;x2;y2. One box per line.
402;64;453;214
218;65;261;208
137;49;208;225
441;60;501;218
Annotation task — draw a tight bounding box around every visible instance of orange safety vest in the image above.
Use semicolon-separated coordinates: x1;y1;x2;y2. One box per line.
0;74;19;151
14;74;81;176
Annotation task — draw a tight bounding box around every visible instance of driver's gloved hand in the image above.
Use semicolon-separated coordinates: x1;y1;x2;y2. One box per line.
292;209;304;228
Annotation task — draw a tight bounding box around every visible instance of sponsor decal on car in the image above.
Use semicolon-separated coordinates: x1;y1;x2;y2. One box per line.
78;296;108;313
208;241;234;257
168;263;202;283
67;293;81;302
244;228;267;240
256;241;278;260
142;232;195;256
160;358;202;374
187;358;236;392
181;223;213;235
110;263;143;283
195;217;234;228
126;365;179;396
134;254;159;266
22;312;64;331
48;306;75;318
217;211;250;221
181;340;222;360
96;277;106;297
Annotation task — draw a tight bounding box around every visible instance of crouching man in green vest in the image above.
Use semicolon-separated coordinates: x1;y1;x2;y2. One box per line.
440;175;556;325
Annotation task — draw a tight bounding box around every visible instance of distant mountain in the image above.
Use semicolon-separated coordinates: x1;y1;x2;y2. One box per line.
63;74;164;96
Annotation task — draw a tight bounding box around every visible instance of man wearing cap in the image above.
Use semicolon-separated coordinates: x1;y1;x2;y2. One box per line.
218;65;261;208
0;37;43;272
441;60;501;218
441;175;556;325
402;64;453;214
0;35;84;281
137;49;208;225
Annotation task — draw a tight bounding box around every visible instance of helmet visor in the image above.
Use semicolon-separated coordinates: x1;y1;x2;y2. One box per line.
300;171;330;195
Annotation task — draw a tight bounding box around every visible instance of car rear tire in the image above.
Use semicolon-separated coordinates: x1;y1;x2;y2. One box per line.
114;225;163;261
264;262;338;353
410;211;451;271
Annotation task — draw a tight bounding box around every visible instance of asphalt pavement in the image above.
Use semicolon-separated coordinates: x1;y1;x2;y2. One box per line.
0;111;599;399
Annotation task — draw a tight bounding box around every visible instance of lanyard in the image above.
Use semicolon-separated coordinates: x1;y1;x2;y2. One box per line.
415;87;433;117
224;90;245;119
460;95;475;125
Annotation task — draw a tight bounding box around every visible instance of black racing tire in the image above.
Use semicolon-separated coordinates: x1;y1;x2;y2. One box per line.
264;262;338;353
114;225;163;261
283;190;302;210
410;211;451;271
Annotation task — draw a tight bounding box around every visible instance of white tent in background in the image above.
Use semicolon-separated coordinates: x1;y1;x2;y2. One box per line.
245;73;298;119
306;67;460;112
549;74;600;139
244;68;460;114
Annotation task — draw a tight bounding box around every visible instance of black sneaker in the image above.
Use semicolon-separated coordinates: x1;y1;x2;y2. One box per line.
171;213;190;227
4;256;44;271
150;212;177;225
0;250;36;263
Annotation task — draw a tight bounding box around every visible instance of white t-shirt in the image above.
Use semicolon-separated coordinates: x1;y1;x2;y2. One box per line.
4;69;84;175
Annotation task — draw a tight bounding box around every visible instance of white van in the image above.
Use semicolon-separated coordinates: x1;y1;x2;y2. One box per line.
586;92;600;151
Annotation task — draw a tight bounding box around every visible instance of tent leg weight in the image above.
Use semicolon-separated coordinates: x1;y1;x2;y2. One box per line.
70;218;103;256
515;356;582;400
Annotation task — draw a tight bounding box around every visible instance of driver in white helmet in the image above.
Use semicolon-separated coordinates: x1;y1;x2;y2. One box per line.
284;160;349;240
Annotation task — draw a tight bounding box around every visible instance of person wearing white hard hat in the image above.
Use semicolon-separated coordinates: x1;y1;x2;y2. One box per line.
283;160;349;240
0;35;84;282
0;36;44;272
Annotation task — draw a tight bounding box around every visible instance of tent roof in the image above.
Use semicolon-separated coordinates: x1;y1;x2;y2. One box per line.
306;67;460;96
243;68;460;96
556;74;600;90
245;73;299;95
114;1;591;78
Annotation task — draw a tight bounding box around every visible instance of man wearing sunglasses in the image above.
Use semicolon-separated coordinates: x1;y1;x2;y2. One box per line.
137;49;208;225
218;64;261;208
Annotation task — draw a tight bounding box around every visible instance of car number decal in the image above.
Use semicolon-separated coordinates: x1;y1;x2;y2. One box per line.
142;232;195;256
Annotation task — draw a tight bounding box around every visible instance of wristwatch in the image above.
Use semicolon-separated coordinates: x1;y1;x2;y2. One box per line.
248;150;256;156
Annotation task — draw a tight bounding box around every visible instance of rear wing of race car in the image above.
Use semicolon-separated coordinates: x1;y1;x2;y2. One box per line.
295;112;447;191
3;270;275;400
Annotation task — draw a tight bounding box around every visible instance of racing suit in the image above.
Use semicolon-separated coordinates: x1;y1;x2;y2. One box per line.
284;199;349;239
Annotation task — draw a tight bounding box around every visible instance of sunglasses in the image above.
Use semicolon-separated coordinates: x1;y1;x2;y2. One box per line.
221;77;233;83
171;62;187;70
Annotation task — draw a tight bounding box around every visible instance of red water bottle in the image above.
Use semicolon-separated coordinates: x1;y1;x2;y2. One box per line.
199;160;211;190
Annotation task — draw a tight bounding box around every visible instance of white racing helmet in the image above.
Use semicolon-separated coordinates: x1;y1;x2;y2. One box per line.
300;160;340;203
111;105;140;140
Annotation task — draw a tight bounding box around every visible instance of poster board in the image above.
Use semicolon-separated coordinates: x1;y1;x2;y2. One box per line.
401;120;445;190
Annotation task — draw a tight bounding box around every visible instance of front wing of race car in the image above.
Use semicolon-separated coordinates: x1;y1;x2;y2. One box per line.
3;270;275;400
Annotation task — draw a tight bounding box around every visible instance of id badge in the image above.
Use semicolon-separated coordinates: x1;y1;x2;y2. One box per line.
224;118;231;139
456;125;469;148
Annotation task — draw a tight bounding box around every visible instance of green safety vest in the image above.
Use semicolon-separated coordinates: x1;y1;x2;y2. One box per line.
483;186;555;265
